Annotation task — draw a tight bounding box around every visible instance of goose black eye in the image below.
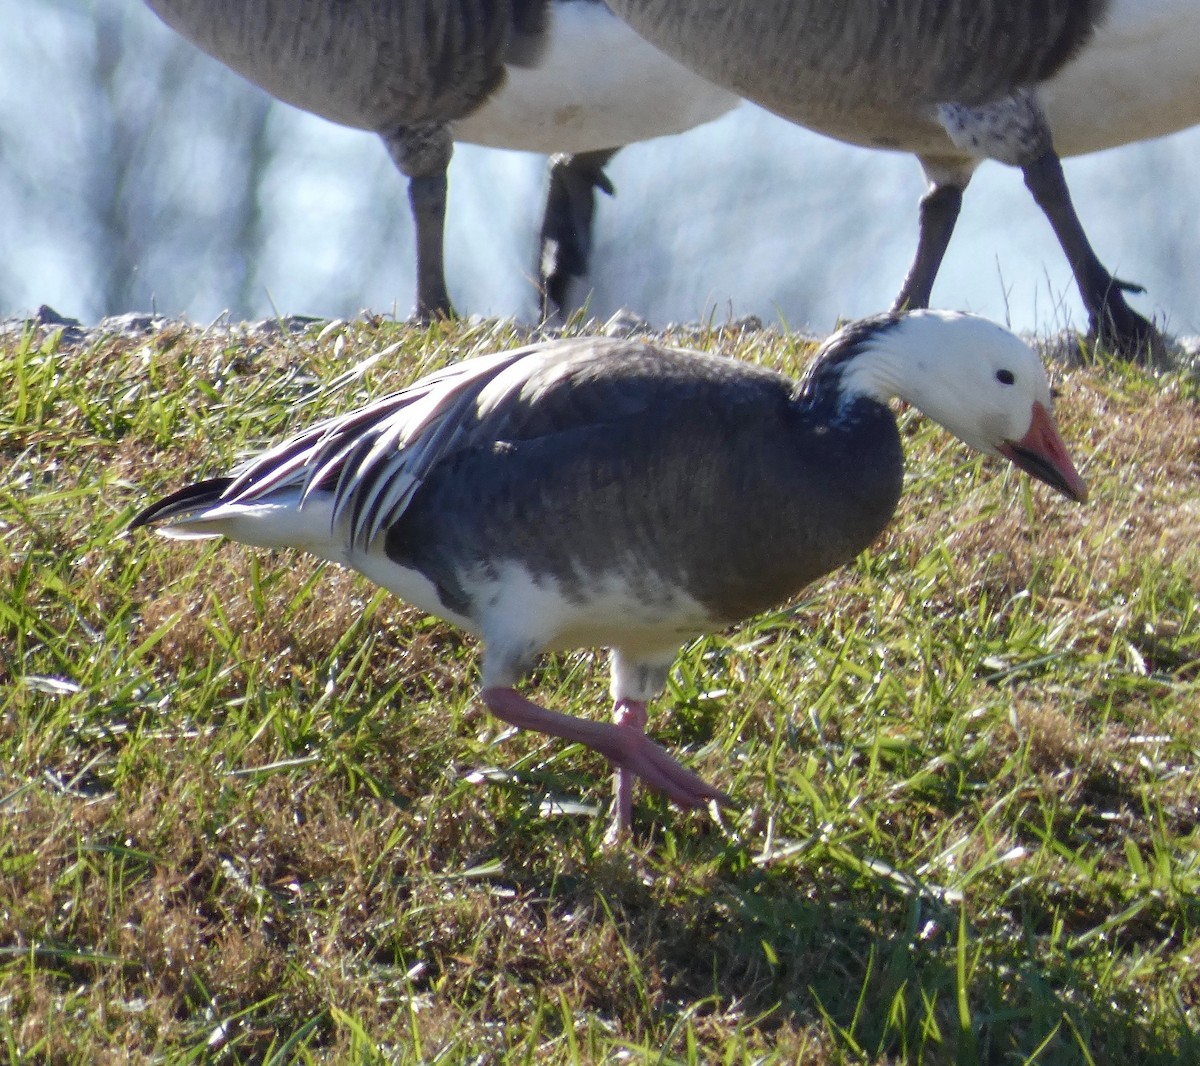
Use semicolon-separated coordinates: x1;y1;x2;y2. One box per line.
996;369;1016;385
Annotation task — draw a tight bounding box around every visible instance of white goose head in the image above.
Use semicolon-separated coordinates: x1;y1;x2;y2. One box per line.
838;310;1088;503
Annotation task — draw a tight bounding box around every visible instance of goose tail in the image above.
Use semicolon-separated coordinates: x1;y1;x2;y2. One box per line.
128;477;235;540
130;477;342;549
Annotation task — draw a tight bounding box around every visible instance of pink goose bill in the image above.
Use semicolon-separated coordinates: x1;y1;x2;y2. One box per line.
998;401;1088;503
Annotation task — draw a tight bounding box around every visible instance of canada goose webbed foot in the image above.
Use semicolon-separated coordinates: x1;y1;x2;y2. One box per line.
1021;149;1166;364
1112;276;1147;296
1088;294;1168;366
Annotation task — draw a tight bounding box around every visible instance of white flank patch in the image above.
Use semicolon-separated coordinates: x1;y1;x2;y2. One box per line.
1040;0;1200;156
349;544;480;635
475;559;712;685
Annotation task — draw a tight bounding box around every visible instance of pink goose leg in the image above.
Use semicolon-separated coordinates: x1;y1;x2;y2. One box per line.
481;687;726;837
607;698;648;844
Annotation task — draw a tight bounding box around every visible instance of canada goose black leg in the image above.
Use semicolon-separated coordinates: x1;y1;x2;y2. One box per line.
892;181;964;312
539;148;618;321
1022;149;1164;362
407;173;454;319
384;124;456;320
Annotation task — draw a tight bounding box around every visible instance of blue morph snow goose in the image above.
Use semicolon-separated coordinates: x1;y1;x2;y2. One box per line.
604;0;1164;357
142;0;737;318
130;312;1087;839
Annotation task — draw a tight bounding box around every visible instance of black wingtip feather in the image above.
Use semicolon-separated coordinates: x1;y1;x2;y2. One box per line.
128;477;234;531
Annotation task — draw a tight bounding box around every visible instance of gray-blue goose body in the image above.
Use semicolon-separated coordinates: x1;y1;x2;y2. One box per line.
384;339;902;639
130;311;1088;836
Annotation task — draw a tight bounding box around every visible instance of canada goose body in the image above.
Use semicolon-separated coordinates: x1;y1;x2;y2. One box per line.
605;0;1106;145
131;311;1087;839
606;0;1166;357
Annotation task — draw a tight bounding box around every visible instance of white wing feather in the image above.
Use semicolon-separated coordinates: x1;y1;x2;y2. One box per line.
214;345;552;549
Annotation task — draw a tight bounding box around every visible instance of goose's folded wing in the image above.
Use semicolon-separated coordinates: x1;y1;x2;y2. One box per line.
211;347;544;548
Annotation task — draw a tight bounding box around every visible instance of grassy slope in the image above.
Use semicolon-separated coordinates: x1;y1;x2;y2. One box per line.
1;316;1197;1064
